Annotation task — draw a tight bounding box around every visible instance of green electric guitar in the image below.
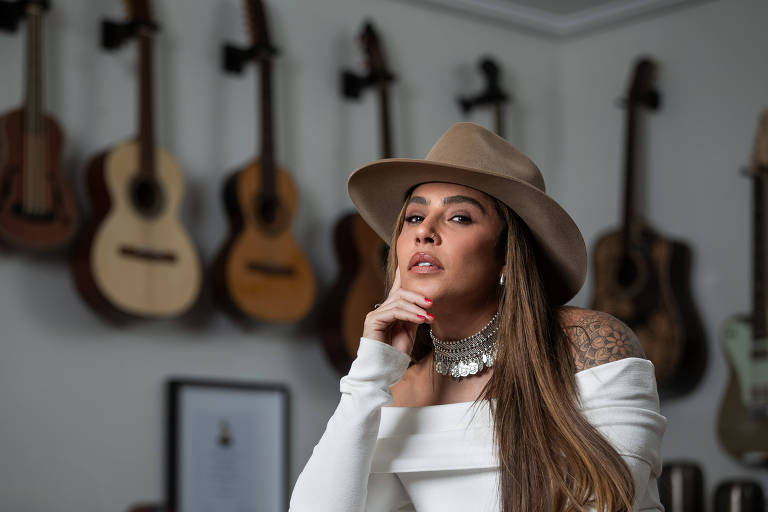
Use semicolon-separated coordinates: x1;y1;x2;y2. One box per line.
717;109;768;467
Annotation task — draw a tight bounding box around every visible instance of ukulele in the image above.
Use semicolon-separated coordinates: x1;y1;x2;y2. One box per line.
457;57;510;138
71;0;201;319
591;57;706;398
211;0;315;323
321;21;395;373
717;110;768;467
0;0;79;250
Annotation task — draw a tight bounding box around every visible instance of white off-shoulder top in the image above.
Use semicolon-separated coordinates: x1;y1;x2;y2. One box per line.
290;337;667;511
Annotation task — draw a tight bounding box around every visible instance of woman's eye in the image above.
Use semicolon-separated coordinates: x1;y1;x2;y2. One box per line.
405;215;424;224
450;215;472;224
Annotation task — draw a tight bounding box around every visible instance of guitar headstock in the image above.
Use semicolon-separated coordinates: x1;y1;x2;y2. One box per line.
124;0;153;26
752;110;768;173
360;21;390;79
626;57;661;111
245;0;274;58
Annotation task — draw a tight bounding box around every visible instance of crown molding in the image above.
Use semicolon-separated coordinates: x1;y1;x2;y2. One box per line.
399;0;711;37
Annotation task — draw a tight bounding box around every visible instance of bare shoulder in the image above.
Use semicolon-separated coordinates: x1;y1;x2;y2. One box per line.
559;306;646;372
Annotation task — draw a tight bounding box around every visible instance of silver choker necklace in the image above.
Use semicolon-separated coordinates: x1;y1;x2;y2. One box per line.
430;310;500;381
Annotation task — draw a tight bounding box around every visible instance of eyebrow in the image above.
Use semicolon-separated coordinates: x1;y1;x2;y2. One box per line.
407;195;487;213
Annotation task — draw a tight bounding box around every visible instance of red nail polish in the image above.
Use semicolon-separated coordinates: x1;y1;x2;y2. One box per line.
427;313;434;319
417;315;426;320
424;297;432;303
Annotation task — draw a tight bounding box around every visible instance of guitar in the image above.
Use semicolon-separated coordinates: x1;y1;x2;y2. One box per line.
659;461;703;512
71;0;201;319
591;57;706;398
714;480;765;511
321;21;395;373
717;110;768;467
457;57;510;138
0;0;79;250
211;0;315;323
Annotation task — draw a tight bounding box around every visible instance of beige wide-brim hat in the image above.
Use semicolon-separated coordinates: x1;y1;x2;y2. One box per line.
347;122;586;305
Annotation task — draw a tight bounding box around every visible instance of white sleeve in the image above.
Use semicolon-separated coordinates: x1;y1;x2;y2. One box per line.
289;338;413;512
576;358;667;511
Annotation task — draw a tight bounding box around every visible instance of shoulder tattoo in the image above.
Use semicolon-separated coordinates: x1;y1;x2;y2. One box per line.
563;310;646;372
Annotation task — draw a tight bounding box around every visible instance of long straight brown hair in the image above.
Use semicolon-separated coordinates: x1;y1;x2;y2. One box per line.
385;192;635;511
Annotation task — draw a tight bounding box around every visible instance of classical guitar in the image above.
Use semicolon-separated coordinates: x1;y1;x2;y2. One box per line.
591;57;706;398
717;110;768;467
320;21;395;374
0;0;79;250
457;56;510;138
71;0;201;319
211;0;316;323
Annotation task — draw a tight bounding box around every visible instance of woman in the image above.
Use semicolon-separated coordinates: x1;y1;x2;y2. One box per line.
290;122;666;511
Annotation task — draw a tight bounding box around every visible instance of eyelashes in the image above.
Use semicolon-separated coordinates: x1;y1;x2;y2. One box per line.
404;214;473;224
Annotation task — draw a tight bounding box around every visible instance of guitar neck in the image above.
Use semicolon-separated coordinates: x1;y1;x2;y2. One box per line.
23;3;44;135
259;57;276;197
138;27;155;179
753;167;767;342
378;81;392;159
621;105;638;250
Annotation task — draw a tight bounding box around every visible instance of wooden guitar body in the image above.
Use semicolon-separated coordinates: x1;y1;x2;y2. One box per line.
717;315;768;466
591;221;706;395
73;141;201;318
213;160;315;322
0;108;78;249
320;213;386;373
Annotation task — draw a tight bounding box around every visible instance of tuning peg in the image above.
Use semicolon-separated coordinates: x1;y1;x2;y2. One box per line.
222;44;251;74
101;20;135;49
0;0;25;32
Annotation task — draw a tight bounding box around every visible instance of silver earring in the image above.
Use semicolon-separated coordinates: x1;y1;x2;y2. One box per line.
499;273;505;286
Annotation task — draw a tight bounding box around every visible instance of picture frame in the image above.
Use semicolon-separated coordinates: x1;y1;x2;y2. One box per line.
166;378;290;512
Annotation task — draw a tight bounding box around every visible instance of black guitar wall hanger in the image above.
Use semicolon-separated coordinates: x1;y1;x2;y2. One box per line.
0;0;48;33
457;57;510;114
341;69;395;99
222;41;278;74
100;17;160;50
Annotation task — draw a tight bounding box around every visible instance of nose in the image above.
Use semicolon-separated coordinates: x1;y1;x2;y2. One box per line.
415;221;440;245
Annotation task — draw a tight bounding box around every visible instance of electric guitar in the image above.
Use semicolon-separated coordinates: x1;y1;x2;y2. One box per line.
717;109;768;467
211;0;316;323
321;21;394;373
591;57;706;398
0;0;79;250
71;0;201;319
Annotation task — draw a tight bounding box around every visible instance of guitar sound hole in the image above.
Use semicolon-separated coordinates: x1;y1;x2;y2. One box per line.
258;195;279;224
617;257;639;288
130;177;164;218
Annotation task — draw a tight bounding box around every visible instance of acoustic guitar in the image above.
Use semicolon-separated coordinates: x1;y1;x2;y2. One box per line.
320;21;395;374
0;0;79;251
71;0;201;319
211;0;315;323
591;57;706;398
717;110;768;467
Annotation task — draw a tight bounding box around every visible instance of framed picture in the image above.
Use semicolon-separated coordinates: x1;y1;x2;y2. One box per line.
166;378;289;512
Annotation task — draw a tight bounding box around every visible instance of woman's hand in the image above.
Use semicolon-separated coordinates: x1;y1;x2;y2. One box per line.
362;267;434;355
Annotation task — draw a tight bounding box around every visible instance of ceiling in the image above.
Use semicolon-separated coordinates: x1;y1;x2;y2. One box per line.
402;0;711;36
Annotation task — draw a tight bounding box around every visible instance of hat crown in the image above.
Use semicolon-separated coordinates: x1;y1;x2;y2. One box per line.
424;122;546;192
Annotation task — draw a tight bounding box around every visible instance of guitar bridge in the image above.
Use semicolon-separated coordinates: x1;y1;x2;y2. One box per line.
246;262;295;276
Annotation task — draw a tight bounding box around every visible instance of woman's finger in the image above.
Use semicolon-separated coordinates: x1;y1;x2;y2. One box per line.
376;299;433;322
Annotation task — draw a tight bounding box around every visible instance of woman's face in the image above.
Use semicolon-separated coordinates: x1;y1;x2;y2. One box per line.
396;182;504;308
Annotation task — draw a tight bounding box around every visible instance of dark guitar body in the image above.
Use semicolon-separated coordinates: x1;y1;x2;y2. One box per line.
591;221;706;398
320;212;387;374
0;108;79;250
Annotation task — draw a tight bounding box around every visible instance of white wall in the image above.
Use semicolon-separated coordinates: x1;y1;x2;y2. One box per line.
557;0;768;504
0;1;557;510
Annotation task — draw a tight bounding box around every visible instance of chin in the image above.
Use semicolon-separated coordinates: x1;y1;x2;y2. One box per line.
401;274;444;298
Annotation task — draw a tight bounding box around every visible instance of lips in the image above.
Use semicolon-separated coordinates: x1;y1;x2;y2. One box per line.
408;252;444;273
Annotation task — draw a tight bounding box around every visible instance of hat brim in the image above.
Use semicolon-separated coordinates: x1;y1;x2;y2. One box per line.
347;158;586;305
